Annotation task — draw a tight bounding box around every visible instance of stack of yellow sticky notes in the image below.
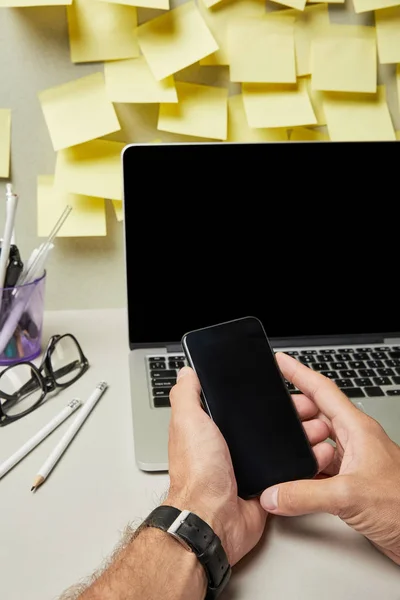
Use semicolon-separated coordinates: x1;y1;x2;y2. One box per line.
25;0;399;235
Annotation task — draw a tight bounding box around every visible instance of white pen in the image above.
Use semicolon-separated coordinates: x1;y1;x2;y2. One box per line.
31;382;108;492
0;184;19;314
0;400;81;480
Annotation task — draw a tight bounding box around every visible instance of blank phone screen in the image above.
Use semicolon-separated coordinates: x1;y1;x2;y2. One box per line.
183;317;317;498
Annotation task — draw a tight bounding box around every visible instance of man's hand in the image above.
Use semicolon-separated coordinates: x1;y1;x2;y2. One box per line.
166;366;331;566
261;352;400;566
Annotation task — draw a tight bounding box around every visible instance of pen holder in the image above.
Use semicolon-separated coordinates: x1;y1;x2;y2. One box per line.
0;273;46;366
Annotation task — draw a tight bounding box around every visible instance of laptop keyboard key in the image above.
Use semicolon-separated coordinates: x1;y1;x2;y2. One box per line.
365;386;384;397
284;350;299;356
387;389;400;396
312;362;329;371
151;370;177;379
320;349;336;354
153;389;170;397
373;376;391;386
149;362;166;370
358;368;376;377
385;359;400;367
320;371;338;379
154;396;171;408
342;387;365;398
300;356;316;364
377;367;395;377
389;351;400;359
370;351;388;360
338;348;354;353
353;353;369;361
367;360;384;368
353;377;373;387
335;378;353;388
149;356;166;362
169;355;185;361
331;362;346;370
339;369;357;378
152;378;176;387
357;348;373;353
392;376;400;385
301;350;318;354
169;360;185;369
336;353;351;361
348;361;366;369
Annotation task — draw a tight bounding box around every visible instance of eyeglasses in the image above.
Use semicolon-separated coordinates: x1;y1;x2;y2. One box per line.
0;334;89;426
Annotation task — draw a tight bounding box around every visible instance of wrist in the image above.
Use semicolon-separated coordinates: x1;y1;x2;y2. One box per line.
139;527;207;599
163;495;231;560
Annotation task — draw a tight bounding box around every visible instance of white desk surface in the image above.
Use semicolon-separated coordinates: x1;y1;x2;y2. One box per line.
1;309;399;600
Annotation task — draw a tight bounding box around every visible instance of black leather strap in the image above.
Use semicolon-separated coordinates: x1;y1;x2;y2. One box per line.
144;505;231;599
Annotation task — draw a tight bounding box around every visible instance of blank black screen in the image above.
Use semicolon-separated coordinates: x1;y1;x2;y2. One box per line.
123;142;399;347
183;317;317;497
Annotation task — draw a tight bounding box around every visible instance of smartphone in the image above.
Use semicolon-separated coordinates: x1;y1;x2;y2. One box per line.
182;316;318;499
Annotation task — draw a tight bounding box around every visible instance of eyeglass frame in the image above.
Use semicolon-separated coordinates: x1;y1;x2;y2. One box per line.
0;333;89;426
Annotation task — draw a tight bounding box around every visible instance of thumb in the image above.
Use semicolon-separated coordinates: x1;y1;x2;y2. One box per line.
169;367;202;411
260;477;347;517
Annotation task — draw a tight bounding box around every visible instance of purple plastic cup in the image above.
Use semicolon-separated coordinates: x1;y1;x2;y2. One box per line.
0;273;46;366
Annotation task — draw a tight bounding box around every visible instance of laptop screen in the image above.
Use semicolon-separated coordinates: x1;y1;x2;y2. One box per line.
123;142;398;347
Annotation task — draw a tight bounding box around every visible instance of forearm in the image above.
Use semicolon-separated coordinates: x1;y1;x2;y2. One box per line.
79;527;207;600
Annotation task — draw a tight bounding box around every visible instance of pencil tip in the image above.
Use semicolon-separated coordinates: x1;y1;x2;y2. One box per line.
31;486;35;492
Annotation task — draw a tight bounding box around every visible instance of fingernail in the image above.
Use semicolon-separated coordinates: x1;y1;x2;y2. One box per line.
177;367;191;380
261;486;279;511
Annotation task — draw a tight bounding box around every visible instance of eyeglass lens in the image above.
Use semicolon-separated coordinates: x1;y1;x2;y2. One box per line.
50;335;84;385
0;365;43;417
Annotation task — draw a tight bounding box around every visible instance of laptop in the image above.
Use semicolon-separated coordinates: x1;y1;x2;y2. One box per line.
123;141;400;471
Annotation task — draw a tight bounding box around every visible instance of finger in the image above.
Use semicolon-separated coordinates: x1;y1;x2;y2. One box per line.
169;367;202;412
302;419;330;446
292;394;319;421
260;474;347;516
312;441;335;473
276;352;359;422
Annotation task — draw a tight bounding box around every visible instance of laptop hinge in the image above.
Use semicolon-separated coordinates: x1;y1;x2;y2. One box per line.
166;343;183;353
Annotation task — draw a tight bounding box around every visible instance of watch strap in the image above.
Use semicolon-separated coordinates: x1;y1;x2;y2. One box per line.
144;505;231;599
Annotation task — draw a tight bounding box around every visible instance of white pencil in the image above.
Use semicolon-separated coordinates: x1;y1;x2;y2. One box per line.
0;399;81;480
31;382;108;492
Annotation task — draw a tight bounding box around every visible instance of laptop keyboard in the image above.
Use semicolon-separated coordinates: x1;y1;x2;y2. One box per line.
146;345;400;408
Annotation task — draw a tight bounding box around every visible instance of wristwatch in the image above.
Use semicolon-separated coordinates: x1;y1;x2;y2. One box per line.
143;505;231;599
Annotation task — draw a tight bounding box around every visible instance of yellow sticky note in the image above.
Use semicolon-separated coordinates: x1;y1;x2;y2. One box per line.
227;95;288;142
0;109;11;178
104;57;177;104
55;140;125;201
112;200;124;222
158;82;227;140
39;73;120;152
97;0;168;9
290;127;329;140
136;1;218;81
323;86;396;141
311;26;377;93
0;0;70;5
242;80;317;129
37;176;106;238
375;7;400;64
272;0;306;10
289;4;330;77
228;17;296;83
396;131;400;140
199;0;266;66
397;65;400;111
304;77;326;125
67;0;139;63
353;0;399;13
